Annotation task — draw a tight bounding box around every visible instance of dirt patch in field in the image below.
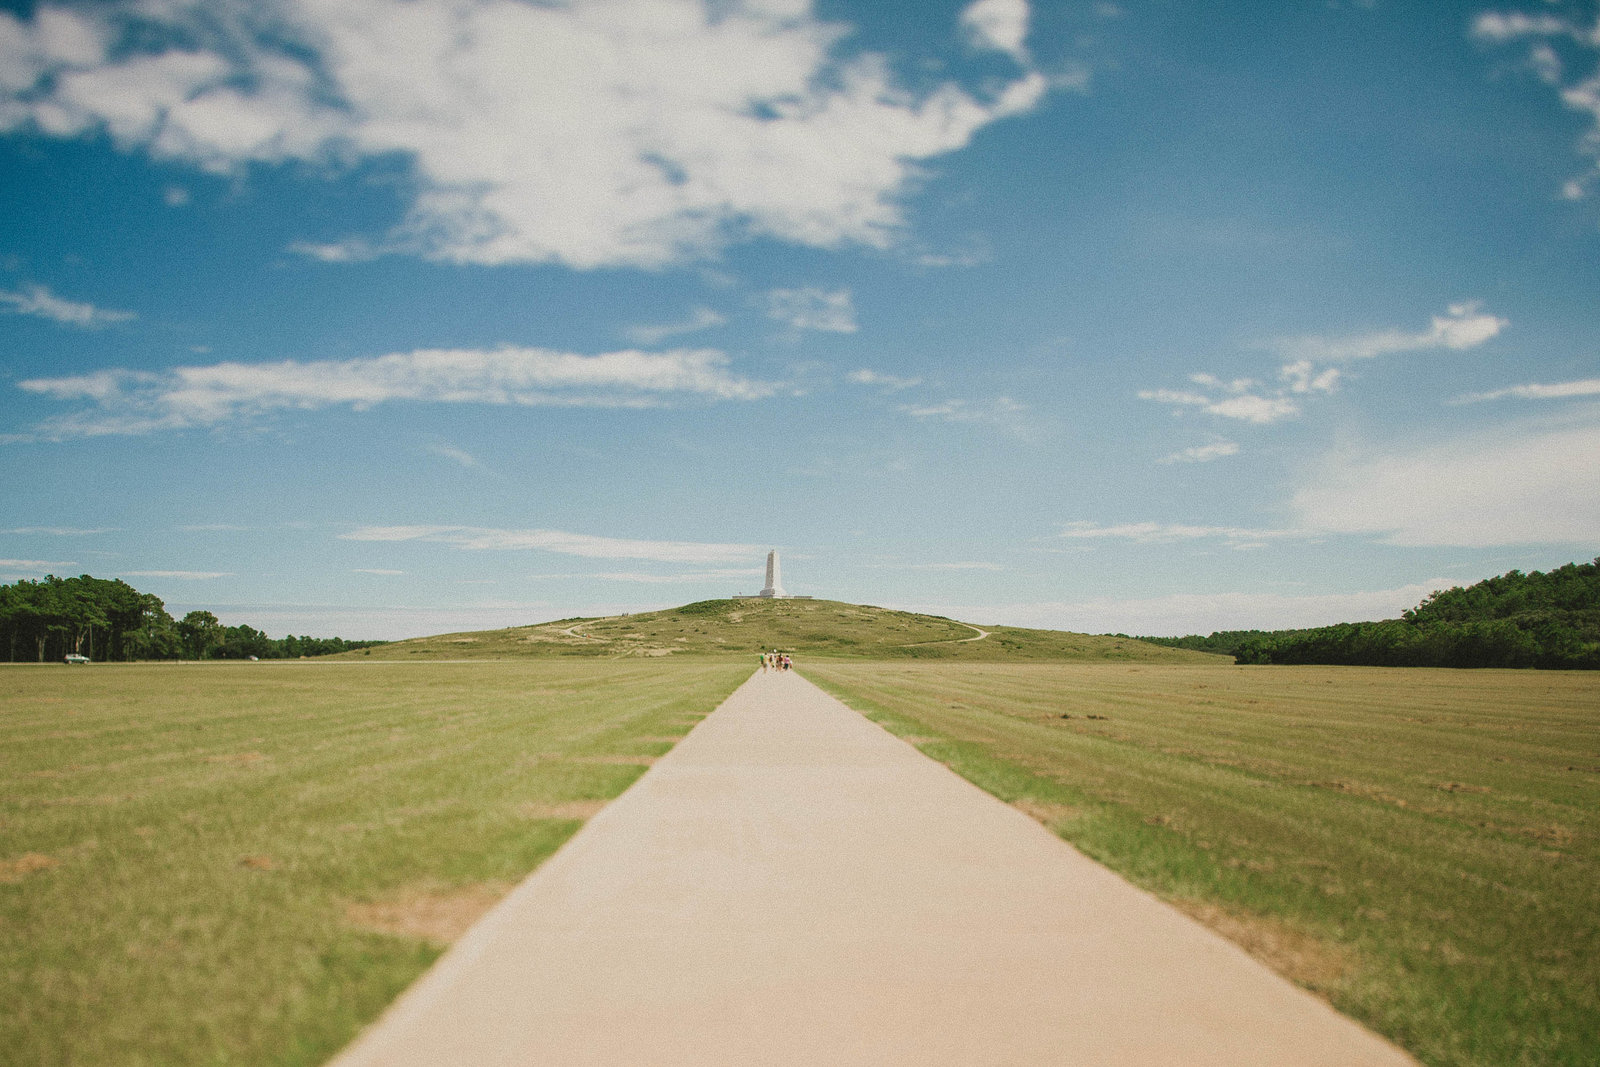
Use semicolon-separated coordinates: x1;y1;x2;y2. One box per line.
207;752;267;765
1013;799;1081;827
0;852;59;882
517;799;609;821
1176;900;1354;991
1520;823;1574;847
346;882;512;946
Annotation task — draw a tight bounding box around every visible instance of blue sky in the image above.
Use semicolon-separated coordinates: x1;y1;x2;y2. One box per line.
2;0;1598;639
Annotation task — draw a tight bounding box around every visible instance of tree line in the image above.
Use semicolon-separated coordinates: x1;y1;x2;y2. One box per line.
1143;560;1600;669
0;574;385;662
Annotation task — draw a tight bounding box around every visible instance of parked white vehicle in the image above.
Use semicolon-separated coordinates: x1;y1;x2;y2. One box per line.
64;654;90;664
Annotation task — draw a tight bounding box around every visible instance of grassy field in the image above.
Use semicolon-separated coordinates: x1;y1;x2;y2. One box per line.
0;658;751;1067
353;597;1216;663
805;661;1600;1067
7;643;1596;1066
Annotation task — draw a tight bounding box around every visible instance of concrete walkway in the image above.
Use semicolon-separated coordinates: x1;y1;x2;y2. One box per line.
329;669;1417;1066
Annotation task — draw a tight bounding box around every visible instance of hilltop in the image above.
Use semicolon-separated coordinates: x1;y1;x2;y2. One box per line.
348;597;1217;663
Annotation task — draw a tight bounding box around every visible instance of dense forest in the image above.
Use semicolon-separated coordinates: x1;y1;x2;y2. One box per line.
0;574;385;662
1145;560;1600;669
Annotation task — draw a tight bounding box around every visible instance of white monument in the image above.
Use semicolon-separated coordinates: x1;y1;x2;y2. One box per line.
758;550;786;598
735;549;810;599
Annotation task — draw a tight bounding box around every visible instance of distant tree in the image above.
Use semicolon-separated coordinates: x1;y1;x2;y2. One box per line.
0;575;382;662
1227;559;1598;669
177;610;223;660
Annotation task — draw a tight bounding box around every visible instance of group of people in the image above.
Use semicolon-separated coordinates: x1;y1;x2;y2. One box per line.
760;650;792;672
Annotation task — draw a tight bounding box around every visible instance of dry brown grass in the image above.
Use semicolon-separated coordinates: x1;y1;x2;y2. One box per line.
516;800;609;820
1175;900;1355;991
0;852;59;882
345;883;513;947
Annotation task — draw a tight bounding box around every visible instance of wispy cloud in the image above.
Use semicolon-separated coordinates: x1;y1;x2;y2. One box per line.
1142;304;1505;426
528;568;757;584
1291;407;1600;547
3;526;114;536
0;284;134;328
1139;384;1300;425
1474;10;1600;201
0;0;1053;269
1270;303;1507;363
16;346;777;438
1157;440;1240;464
341;526;758;564
353;569;405;575
425;443;480;468
900;396;1028;425
623;307;726;346
765;287;858;334
0;559;78;572
907;561;1004;571
962;0;1031;62
123;570;233;579
911;580;1454;637
1060;521;1295;549
847;369;922;391
1452;377;1600;403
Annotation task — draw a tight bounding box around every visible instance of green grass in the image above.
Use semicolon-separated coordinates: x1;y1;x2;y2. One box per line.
354;597;1217;663
0;658;751;1067
804;660;1600;1067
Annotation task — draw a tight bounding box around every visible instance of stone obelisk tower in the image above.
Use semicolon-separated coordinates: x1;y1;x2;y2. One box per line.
758;550;786;598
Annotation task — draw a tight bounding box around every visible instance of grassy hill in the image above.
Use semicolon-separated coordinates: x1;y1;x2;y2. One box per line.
347;598;1218;663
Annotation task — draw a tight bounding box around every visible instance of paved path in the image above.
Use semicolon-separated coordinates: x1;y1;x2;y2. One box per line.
329;670;1416;1066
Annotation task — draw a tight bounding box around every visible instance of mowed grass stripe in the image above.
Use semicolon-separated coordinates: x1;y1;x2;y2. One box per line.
0;659;751;1067
805;661;1599;1067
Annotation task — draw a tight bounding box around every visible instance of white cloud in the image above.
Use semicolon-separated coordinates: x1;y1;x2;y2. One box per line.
1291;407;1600;547
623;307;726;346
1143;304;1503;426
353;568;405;575
0;283;134;327
123;570;233;579
900;396;1026;424
907;561;1004;571
1279;360;1341;395
1138;387;1300;425
1475;12;1600;200
908;580;1452;637
1060;521;1292;548
1452;377;1600;403
341;525;759;563
529;568;757;583
426;443;480;468
3;526;113;535
847;368;922;390
1157;440;1240;464
961;0;1030;62
1272;303;1507;363
765;287;857;333
0;558;77;572
17;346;776;438
0;0;1054;269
